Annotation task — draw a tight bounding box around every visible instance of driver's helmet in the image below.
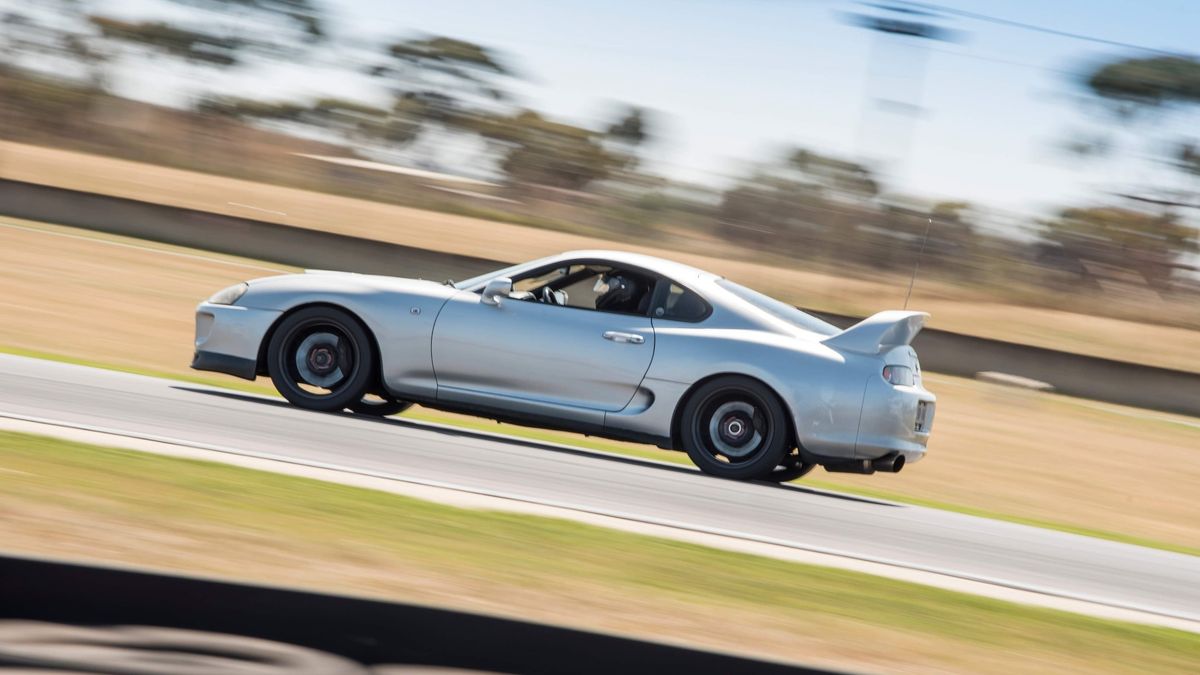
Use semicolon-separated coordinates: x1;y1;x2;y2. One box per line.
594;273;639;311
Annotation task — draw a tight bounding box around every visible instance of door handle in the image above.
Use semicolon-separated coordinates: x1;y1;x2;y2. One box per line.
603;331;645;344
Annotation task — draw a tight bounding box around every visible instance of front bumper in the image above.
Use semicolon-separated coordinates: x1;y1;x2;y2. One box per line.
191;302;282;380
855;376;936;463
191;350;258;380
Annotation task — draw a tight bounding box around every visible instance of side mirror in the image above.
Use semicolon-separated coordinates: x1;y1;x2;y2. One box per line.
481;277;513;306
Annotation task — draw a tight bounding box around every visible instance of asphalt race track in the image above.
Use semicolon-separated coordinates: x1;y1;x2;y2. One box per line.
2;354;1198;626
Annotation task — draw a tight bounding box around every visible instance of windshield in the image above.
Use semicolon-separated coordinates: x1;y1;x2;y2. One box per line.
716;279;840;336
452;256;559;291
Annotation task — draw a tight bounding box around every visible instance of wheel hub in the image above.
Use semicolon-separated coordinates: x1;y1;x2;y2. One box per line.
708;401;763;458
294;332;347;388
719;414;752;445
307;346;337;375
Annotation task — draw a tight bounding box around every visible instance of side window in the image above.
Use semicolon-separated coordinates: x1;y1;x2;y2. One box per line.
560;271;608;310
502;262;658;316
512;265;575;293
658;283;709;322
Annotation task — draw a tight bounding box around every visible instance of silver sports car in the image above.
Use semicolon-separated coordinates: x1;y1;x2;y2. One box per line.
193;250;935;481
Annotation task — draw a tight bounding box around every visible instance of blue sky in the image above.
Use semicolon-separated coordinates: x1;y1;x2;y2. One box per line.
101;0;1199;218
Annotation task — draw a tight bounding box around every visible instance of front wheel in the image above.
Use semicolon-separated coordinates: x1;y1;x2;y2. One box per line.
266;307;375;412
681;376;791;480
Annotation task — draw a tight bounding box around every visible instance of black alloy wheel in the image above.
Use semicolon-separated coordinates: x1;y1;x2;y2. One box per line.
681;376;791;480
266;307;375;412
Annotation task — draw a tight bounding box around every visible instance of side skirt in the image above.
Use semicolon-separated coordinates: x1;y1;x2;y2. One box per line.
388;392;675;451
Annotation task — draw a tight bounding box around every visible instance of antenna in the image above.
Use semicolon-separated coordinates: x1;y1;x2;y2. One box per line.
903;217;932;310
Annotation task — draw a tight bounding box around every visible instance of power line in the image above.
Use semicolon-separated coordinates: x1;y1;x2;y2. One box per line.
886;1;1185;56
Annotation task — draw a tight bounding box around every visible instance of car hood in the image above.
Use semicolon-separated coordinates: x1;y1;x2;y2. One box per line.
240;270;453;303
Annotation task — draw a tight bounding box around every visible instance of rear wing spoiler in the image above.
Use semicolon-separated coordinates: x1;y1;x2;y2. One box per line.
820;310;929;355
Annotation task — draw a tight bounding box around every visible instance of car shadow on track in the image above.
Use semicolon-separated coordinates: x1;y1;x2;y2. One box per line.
171;386;898;508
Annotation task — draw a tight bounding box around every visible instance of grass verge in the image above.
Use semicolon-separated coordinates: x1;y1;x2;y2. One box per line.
1;430;1198;674
4;344;1198;558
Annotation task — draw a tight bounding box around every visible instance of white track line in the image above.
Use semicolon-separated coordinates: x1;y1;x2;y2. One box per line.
226;202;287;216
2;413;1197;634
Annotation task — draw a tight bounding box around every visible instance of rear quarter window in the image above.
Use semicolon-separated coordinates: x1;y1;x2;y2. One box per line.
658;283;709;322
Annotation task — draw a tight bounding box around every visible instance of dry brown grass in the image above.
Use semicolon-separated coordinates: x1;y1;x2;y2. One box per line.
2;141;1199;372
815;376;1200;550
0;217;292;374
3;217;1200;551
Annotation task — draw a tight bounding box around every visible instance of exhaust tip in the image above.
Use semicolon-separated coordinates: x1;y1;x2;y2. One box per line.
871;453;905;473
822;454;906;475
823;459;874;475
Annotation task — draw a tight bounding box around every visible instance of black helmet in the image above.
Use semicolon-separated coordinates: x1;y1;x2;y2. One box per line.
595;274;640;311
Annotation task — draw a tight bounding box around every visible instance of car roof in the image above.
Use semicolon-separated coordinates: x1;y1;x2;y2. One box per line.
452;249;722;295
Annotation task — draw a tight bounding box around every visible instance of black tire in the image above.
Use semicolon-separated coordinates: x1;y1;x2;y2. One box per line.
681;375;792;480
762;450;816;483
266;306;375;412
350;392;412;417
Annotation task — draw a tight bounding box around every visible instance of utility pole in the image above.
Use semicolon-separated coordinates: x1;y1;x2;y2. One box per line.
845;3;957;176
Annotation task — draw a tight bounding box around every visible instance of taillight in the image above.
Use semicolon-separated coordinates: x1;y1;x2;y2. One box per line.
882;365;914;386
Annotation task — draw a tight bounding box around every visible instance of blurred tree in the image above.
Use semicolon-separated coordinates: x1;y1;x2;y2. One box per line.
0;4;110;132
369;35;515;147
1085;55;1200;113
196;96;308;120
913;200;983;272
90;17;240;67
1175;142;1200;179
1039;206;1198;288
475;109;624;190
89;0;326;87
605;106;649;147
603;106;652;170
1;5;108;85
1078;54;1200;206
716;148;881;255
197;94;422;147
182;0;325;43
786;149;880;201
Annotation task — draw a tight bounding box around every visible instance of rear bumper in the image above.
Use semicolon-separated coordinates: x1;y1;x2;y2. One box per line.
855;377;936;463
191;302;281;380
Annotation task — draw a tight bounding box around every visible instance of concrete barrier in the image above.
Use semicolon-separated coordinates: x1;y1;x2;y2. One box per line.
3;177;1198;417
0;178;500;283
810;311;1200;417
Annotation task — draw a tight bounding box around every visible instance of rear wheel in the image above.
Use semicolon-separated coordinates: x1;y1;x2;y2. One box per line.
681;376;791;480
762;449;816;483
266;307;375;412
350;392;412;417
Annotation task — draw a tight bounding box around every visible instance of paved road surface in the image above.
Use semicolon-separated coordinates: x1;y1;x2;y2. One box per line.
1;355;1197;623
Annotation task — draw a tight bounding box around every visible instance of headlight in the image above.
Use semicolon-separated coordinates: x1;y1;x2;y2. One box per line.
208;282;248;305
